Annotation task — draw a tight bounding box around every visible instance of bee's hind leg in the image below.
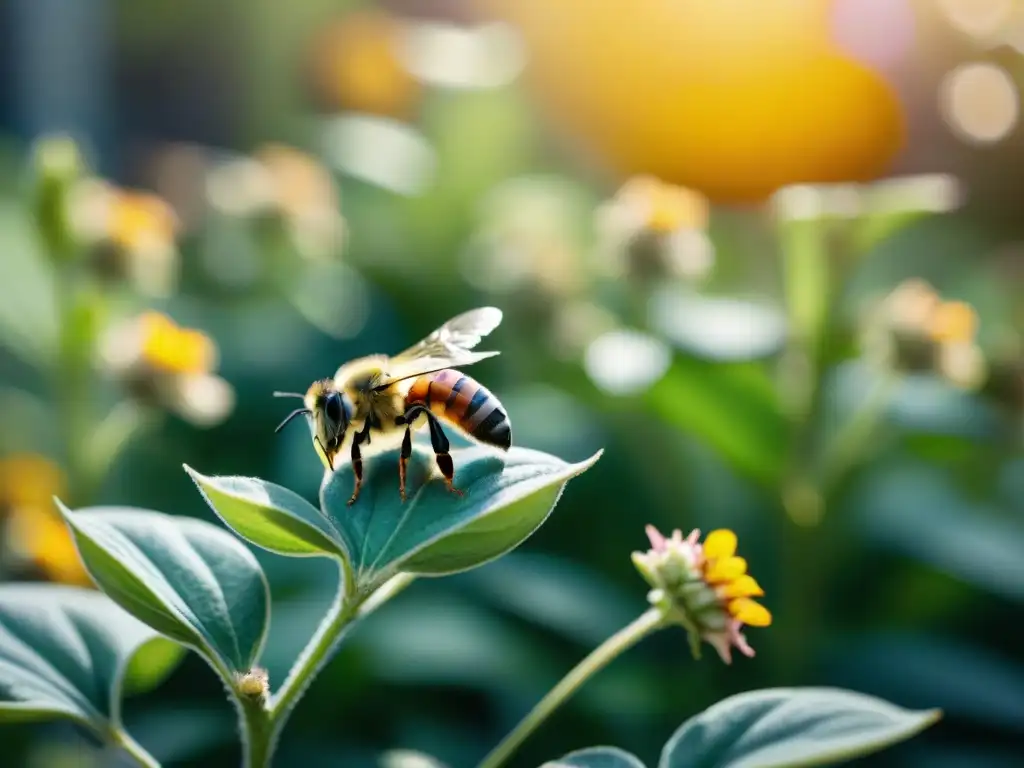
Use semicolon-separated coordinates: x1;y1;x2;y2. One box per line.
425;412;463;498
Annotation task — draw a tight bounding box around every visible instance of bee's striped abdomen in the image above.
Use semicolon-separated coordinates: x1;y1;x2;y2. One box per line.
405;369;512;450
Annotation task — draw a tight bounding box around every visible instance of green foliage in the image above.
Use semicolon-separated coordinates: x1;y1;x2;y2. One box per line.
542;688;939;768
195;444;601;593
0;440;599;766
0;585;175;728
659;688;940;768
58;504;270;676
185;468;345;558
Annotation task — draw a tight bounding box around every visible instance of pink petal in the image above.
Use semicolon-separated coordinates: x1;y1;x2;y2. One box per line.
730;620;756;659
644;524;667;550
705;632;733;665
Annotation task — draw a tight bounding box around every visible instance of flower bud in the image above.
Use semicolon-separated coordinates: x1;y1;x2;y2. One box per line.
30;134;86;263
236;667;270;702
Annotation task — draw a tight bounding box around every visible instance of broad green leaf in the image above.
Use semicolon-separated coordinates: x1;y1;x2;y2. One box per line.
0;584;171;729
184;466;345;558
544;747;647;768
320;445;600;591
59;504;270;677
644;358;788;487
660;687;941;768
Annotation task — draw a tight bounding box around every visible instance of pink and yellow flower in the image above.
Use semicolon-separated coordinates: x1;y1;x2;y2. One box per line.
632;525;771;664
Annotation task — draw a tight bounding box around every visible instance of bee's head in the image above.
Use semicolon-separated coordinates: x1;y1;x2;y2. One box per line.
273;381;353;466
315;385;353;452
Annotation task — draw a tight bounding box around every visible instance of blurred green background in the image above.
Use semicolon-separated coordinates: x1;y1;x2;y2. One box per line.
2;0;1024;766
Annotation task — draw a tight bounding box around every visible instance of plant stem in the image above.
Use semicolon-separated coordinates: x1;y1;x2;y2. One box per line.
477;608;667;768
240;693;274;768
112;726;160;768
240;569;418;766
819;370;899;493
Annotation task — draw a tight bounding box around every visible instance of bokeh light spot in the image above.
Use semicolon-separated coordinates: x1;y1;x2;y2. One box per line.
940;63;1019;144
584;329;670;396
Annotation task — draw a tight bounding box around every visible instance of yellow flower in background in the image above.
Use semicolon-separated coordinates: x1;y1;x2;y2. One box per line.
69;178;181;298
138;311;217;376
255;144;339;225
480;0;905;203
928;300;978;345
864;279;988;389
0;454;65;508
595;175;714;282
101;312;235;428
108;189;178;253
307;10;420;120
6;508;91;587
617;176;710;235
0;454;90;587
632;525;771;663
205;143;345;263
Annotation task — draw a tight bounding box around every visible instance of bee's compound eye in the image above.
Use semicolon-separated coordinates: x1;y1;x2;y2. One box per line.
324;392;343;423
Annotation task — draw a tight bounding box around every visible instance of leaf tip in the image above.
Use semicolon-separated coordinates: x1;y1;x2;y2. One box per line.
571;448;605;477
52;496;73;521
181;463;205;483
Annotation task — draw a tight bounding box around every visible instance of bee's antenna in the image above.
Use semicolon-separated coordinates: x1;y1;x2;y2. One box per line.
273;391;306;399
275;408;311;433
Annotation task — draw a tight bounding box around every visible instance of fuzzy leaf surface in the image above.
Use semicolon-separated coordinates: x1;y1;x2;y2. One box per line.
60;504;269;677
660;687;941;768
185;467;345;558
319;445;600;591
0;584;176;730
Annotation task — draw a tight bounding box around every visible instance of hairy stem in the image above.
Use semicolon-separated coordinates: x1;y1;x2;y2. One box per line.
477;608;667;768
240;693;274;768
240;569;417;766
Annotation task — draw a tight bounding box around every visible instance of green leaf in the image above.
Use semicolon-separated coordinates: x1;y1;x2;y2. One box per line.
59;504;270;677
184;466;345;558
0;584;168;729
122;636;187;697
544;747;647;768
644;358;788;487
319;445;600;591
660;687;941;768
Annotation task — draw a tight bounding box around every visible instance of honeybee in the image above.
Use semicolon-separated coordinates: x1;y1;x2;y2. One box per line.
274;307;511;506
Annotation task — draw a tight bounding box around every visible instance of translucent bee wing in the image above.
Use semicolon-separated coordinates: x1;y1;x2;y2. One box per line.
377;307;503;387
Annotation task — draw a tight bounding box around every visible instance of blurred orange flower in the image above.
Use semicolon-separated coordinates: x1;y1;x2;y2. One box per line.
0;454;90;587
69;179;181;297
595;175;714;282
308;10;420;119
615;176;709;234
482;0;905;203
101;312;235;427
865;279;987;389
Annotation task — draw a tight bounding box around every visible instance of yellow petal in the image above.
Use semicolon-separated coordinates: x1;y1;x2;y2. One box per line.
719;574;764;598
703;529;737;559
729;598;772;627
705;555;747;583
